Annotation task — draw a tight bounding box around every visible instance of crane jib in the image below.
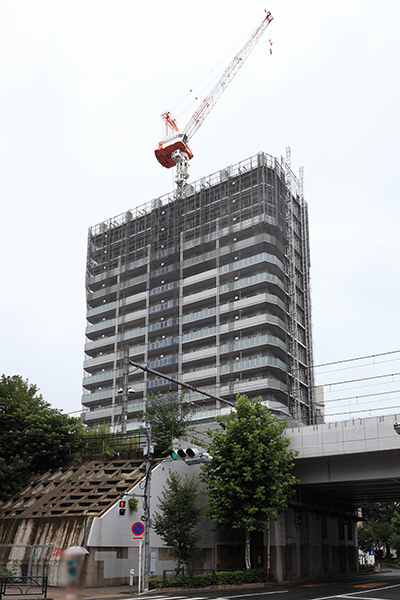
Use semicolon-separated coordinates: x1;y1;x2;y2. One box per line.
155;10;273;172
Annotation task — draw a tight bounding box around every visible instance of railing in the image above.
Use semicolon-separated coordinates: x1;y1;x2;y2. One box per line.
161;568;270;588
0;577;47;599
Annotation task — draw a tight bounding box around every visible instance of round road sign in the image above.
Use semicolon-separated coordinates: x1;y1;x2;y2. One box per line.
132;521;145;537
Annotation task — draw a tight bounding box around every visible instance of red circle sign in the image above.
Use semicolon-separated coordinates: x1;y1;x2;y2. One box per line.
132;522;145;536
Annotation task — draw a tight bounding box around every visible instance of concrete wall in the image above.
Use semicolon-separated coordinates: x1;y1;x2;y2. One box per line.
85;459;358;585
0;516;93;586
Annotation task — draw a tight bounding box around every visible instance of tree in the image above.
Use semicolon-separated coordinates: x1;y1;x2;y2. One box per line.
389;512;400;557
360;502;400;557
153;471;204;571
0;375;85;500
201;394;298;569
142;393;194;455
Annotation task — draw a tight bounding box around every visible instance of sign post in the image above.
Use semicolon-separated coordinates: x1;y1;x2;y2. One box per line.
138;541;142;593
132;522;145;593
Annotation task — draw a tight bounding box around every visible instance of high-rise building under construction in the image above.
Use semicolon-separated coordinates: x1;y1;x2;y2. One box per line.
82;151;315;429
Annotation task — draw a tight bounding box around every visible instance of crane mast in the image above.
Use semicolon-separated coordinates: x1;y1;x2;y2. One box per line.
154;10;273;199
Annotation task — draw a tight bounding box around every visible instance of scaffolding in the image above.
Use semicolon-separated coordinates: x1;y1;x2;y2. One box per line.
83;152;315;425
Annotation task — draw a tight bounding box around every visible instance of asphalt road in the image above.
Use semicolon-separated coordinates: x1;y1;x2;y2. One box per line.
139;571;400;600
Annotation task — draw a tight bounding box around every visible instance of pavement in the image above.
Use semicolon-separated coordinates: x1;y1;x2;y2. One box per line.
10;570;400;600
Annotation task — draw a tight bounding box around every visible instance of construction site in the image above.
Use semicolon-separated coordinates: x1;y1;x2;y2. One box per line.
0;8;325;590
83;149;315;430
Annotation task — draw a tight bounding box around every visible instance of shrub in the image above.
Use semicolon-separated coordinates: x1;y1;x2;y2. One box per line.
359;564;374;573
192;573;213;587
216;571;245;586
149;578;162;590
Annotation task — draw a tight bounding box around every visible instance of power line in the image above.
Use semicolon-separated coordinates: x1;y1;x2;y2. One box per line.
316;371;400;390
324;378;400;396
325;404;400;419
314;349;400;369
323;388;400;403
316;356;400;376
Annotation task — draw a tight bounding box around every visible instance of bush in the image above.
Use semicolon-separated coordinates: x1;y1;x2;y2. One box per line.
244;568;270;583
216;571;245;586
161;568;275;588
149;578;162;590
359;564;374;573
192;573;213;587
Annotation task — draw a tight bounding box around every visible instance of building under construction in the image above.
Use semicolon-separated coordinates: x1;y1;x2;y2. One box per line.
82;151;315;429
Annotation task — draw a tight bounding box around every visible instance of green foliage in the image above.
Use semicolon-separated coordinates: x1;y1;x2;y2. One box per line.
142;393;194;455
359;502;400;557
0;560;19;577
358;524;376;553
77;423;139;459
0;375;85;501
159;569;274;588
201;395;298;568
153;471;204;570
149;578;163;589
128;497;138;511
0;564;13;577
359;563;374;573
389;511;400;555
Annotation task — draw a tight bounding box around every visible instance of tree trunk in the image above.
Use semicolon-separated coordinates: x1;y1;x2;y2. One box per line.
245;529;251;570
176;548;181;573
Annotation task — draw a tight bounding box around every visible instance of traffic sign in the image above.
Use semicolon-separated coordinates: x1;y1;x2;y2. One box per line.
132;521;145;537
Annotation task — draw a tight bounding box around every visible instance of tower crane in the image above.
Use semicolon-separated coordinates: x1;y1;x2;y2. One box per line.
155;10;273;198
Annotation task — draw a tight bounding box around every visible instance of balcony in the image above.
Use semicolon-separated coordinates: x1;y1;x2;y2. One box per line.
220;355;287;375
83;399;146;423
220;272;285;295
220;333;286;355
182;367;217;384
182;326;217;343
219;314;286;336
219;293;286;316
183;268;217;289
86;317;116;336
183;346;217;363
87;300;117;319
183;287;217;307
182;307;217;325
220;377;288;397
84;335;116;353
82;369;114;387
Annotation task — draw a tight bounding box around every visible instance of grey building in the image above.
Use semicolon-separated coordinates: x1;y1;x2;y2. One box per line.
82;151;315;429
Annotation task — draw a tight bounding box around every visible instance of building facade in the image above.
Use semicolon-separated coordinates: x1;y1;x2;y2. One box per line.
82;151;315;428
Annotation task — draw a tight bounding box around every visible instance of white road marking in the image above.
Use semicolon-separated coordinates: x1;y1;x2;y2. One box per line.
213;592;288;600
302;581;400;600
338;597;396;600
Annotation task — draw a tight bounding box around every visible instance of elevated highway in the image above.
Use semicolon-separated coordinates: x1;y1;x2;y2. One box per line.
286;413;400;503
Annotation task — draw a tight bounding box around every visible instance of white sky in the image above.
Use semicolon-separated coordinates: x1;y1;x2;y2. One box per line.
1;0;399;421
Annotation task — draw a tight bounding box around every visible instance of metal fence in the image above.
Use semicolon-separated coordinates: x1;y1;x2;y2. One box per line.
0;577;47;600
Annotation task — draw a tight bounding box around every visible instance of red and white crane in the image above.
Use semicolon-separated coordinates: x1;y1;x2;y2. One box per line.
155;10;273;196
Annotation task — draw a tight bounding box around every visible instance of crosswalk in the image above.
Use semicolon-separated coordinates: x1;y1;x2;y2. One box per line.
139;591;288;600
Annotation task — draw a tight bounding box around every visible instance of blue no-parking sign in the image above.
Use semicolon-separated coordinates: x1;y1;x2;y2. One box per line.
132;521;145;537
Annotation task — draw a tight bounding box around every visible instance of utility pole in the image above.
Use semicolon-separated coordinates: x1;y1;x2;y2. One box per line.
121;345;129;435
143;426;153;593
118;358;232;590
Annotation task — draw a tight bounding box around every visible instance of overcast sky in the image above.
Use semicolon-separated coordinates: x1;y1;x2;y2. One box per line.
1;0;399;421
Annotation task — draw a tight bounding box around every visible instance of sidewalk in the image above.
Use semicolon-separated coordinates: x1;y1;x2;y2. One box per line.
47;585;137;600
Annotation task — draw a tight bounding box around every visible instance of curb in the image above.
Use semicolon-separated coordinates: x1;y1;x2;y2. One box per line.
141;582;276;594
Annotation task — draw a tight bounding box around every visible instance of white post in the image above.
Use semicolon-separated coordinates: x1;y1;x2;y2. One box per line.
138;540;142;594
